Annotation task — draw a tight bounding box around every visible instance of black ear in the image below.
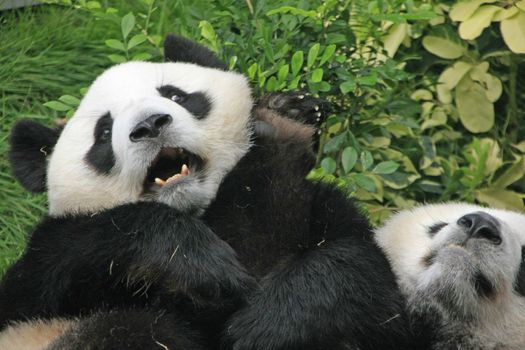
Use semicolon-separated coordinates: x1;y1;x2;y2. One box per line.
164;34;228;70
9;120;63;193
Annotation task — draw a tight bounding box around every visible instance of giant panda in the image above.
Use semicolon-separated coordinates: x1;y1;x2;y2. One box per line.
375;203;525;349
0;35;416;350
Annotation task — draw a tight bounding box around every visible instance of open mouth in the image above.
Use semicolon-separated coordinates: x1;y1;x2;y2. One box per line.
143;147;204;190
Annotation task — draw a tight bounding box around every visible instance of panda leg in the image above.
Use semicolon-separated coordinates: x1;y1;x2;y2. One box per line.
47;309;206;350
253;93;328;153
224;186;413;350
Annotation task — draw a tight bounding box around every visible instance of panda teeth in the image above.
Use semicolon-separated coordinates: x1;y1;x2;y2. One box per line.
154;178;167;186
181;164;189;176
155;164;190;187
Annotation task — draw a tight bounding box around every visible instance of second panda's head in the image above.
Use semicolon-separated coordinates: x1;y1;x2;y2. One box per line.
9;35;253;216
375;203;525;321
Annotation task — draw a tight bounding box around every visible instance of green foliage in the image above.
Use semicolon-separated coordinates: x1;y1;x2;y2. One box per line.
1;0;525;279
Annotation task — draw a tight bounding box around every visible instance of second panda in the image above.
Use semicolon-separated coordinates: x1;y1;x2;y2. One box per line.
376;203;525;349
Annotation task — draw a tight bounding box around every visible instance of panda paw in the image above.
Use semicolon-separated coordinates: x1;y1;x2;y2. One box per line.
163;236;257;309
224;299;312;350
258;92;329;129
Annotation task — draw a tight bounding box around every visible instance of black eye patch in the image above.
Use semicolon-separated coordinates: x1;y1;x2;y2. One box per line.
515;247;525;297
85;112;115;174
157;85;211;120
427;222;447;236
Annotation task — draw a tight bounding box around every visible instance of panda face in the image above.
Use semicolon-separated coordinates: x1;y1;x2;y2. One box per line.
375;203;525;319
47;61;252;215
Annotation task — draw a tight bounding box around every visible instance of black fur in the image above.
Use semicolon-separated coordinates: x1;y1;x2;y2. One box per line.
85;112;115;174
158;85;212;119
49;309;206;350
164;34;228;70
8;120;62;193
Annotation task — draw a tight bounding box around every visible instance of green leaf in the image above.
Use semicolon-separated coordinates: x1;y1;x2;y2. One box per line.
319;44;336;65
373;161;400;175
265;76;278;92
44;101;71;112
512;140;525;153
132;52;152;61
291;51;304;76
321;157;337;174
437;61;472;103
455;77;494;133
318;81;331;92
85;1;101;9
341;147;358;173
360;151;374;171
383;23;408;57
476;188;524;211
127;34;147;50
449;0;495;22
469;64;502;103
422;35;466;59
323;133;347;153
277;64;289;83
340;80;356;94
289;76;300;89
492;157;525;188
247;63;258;80
354;174;376;192
357;72;378;86
105;39;126;51
311;68;323;83
266;6;317;19
307;43;320;68
501;11;525;54
458;5;500;40
411;89;433;101
199;20;217;44
492;6;519;21
58;95;80;107
121;12;135;40
107;54;126;63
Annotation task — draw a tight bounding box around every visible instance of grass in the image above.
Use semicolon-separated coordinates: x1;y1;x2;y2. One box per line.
0;4;119;273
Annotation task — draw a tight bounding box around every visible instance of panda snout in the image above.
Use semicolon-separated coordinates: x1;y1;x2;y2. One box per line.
130;114;172;142
457;212;502;245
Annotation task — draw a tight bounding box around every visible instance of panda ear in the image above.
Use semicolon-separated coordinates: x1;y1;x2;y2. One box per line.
163;34;228;70
9;120;63;193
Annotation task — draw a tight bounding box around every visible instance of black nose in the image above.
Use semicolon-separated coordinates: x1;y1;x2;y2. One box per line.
130;114;172;142
457;211;501;244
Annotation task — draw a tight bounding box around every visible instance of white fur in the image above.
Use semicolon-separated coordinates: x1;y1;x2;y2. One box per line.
47;61;253;216
375;203;525;349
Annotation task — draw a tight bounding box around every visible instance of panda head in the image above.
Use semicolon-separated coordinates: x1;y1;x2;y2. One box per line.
9;35;253;216
375;203;525;320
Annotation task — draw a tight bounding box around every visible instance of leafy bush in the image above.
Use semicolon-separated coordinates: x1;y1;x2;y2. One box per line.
43;0;524;224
